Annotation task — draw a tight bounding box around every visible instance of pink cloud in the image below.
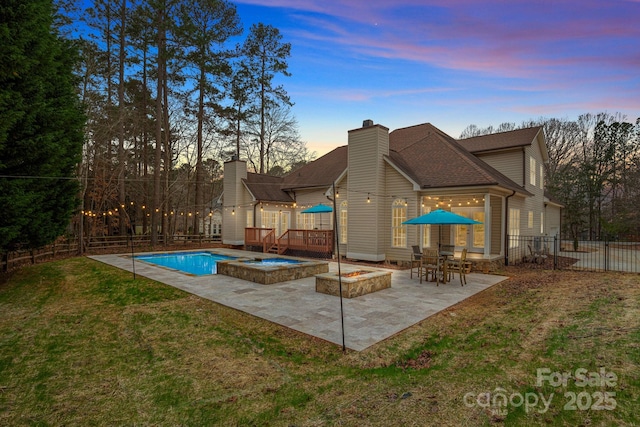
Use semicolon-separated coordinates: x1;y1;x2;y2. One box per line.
237;0;640;81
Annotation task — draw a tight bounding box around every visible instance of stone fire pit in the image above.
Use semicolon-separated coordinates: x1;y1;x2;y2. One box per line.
315;269;392;298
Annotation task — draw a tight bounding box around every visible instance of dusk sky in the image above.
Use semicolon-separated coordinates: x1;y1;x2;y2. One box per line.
233;0;639;157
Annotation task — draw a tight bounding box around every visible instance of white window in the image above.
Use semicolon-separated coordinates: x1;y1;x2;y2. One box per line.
540;212;544;234
421;205;431;248
528;211;533;229
540;164;544;189
530;157;536;186
509;208;520;248
279;212;289;236
339;201;348;244
246;210;253;228
296;212;315;230
262;210;278;231
392;199;407;248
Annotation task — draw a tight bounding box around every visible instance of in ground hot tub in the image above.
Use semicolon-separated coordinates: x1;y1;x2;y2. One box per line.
315;269;392;298
217;256;329;284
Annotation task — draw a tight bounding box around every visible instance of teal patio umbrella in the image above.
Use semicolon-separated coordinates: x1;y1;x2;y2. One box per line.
403;208;482;246
301;203;333;229
301;204;332;213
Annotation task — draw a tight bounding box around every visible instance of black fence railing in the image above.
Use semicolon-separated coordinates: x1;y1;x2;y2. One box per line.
507;235;640;273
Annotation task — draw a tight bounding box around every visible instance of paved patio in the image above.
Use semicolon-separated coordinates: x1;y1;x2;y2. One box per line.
90;249;508;351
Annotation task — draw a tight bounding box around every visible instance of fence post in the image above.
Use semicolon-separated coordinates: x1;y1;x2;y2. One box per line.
604;237;609;272
505;234;510;266
553;235;558;270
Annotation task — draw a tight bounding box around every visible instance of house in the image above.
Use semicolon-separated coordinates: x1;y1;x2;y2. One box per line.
222;120;561;269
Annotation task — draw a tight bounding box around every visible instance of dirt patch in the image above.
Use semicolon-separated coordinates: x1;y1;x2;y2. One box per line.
396;350;433;370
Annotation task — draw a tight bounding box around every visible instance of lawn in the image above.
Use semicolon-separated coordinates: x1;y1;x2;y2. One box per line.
0;257;638;426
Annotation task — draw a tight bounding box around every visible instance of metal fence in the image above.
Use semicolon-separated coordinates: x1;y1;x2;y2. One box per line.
507;235;640;273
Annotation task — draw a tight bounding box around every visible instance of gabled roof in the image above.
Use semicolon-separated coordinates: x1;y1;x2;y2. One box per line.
242;122;538;199
458;126;543;154
281;145;348;190
386;123;531;195
242;173;294;203
237;146;347;202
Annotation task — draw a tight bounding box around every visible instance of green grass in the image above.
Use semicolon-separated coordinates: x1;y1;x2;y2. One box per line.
0;258;639;426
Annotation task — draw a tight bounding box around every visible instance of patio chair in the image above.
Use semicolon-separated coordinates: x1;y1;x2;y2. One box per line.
439;244;455;257
526;244;546;264
410;245;422;279
447;248;468;286
421;249;440;284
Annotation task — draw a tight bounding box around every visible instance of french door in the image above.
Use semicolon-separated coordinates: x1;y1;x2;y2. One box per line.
451;207;485;253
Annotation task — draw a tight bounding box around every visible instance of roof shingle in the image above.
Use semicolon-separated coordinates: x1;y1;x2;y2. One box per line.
243;173;294;202
386;123;530;194
243;122;541;199
458;126;542;153
281;146;347;190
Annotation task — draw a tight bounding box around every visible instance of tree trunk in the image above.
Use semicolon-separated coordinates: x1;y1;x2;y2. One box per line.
194;65;205;235
117;0;127;235
151;5;165;246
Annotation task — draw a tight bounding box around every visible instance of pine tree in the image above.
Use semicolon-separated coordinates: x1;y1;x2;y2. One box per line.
0;0;84;251
242;23;292;174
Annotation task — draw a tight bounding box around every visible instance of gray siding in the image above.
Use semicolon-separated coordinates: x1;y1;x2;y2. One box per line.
347;125;389;261
476;149;524;186
384;163;417;262
222;160;248;244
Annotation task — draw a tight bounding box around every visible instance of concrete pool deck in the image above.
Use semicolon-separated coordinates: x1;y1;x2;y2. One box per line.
90;249;508;351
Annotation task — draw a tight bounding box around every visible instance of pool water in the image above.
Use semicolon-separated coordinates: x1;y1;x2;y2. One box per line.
243;258;301;267
135;251;235;275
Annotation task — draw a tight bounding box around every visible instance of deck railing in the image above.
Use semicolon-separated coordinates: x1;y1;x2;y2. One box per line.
244;227;275;247
244;227;333;256
263;230;276;253
283;229;333;254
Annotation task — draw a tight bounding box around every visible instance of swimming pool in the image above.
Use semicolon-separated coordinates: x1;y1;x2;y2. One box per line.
134;251;235;276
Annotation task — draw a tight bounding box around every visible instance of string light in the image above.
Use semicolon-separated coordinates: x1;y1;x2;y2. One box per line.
77;191;489;222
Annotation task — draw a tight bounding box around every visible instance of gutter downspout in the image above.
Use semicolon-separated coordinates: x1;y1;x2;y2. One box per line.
504;190;516;266
253;201;260;227
522;147;526;186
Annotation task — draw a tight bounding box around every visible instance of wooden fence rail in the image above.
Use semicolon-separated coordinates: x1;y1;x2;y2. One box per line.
1;234;222;273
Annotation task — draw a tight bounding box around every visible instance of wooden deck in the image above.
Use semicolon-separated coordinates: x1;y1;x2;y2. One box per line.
244;228;333;256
